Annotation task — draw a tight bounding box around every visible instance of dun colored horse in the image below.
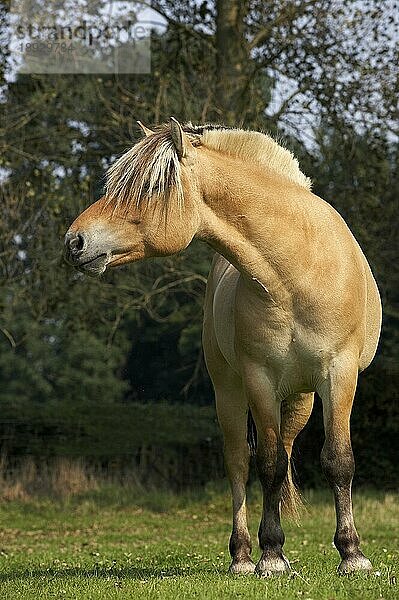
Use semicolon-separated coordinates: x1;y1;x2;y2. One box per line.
65;118;381;576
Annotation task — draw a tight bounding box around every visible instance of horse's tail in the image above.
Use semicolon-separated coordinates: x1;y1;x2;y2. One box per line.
246;409;303;522
246;409;258;456
281;462;303;522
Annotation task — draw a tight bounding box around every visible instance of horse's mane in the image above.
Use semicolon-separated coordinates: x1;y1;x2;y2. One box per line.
105;123;311;208
198;125;312;191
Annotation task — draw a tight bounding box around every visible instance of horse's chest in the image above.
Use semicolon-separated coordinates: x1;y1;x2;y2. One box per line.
235;315;330;395
213;277;296;374
214;276;332;387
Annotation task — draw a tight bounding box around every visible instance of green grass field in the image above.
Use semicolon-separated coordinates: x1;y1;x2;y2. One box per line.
0;486;397;599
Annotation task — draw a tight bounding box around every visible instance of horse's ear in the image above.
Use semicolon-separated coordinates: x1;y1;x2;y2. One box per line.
137;121;154;137
170;117;191;160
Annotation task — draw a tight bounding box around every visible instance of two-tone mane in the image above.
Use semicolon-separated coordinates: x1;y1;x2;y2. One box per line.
105;123;312;210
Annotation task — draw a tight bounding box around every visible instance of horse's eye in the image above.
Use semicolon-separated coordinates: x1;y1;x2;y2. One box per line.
141;180;162;197
130;217;141;225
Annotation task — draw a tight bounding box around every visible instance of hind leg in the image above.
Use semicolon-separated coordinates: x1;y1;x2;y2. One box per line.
318;357;372;574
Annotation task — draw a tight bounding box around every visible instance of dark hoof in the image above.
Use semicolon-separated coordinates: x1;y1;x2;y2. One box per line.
338;554;372;575
255;554;290;578
229;559;256;575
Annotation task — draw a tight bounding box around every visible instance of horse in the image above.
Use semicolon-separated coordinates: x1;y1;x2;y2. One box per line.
65;118;381;576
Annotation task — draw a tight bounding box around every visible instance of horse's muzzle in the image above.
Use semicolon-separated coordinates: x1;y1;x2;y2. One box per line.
64;230;110;275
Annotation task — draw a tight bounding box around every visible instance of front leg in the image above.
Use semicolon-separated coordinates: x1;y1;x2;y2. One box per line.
255;430;291;576
243;369;290;577
214;377;255;575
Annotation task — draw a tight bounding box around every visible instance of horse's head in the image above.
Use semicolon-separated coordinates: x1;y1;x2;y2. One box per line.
65;118;202;275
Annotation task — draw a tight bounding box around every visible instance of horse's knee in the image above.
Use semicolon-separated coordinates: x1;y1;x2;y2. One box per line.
223;436;250;479
256;435;288;493
320;442;355;488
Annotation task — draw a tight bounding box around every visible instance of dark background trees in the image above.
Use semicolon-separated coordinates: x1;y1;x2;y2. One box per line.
0;0;398;487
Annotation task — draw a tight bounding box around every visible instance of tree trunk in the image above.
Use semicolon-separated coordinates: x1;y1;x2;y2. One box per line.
215;0;250;125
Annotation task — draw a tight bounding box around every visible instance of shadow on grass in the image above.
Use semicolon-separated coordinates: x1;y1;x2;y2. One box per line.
0;563;226;583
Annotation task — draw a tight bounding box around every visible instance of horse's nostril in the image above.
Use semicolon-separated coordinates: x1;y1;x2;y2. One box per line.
75;234;84;251
66;232;86;255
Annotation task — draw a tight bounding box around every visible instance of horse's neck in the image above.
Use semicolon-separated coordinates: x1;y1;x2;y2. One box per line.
197;150;312;298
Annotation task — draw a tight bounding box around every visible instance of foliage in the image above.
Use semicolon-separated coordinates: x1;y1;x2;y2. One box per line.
0;401;220;456
0;0;397;488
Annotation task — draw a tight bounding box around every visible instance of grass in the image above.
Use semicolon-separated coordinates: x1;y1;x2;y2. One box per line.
0;485;397;599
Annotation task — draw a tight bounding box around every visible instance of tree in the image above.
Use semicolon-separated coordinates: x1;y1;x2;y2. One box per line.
0;0;397;485
148;0;398;133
